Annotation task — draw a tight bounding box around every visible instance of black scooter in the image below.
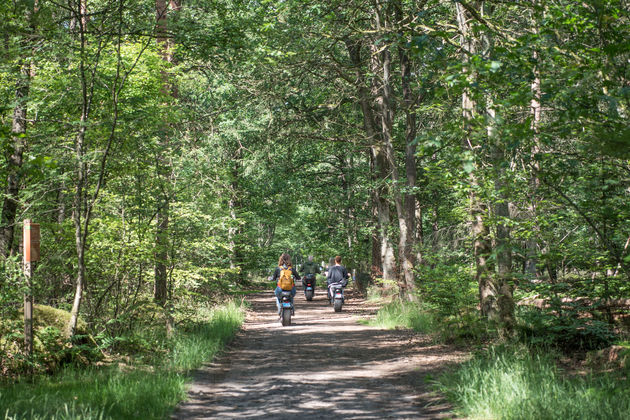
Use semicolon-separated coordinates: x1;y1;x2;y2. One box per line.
279;291;294;326
303;274;316;301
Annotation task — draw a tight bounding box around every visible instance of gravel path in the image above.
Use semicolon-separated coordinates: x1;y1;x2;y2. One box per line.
172;284;468;419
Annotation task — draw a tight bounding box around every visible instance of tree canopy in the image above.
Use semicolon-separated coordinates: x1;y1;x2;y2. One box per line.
1;0;629;372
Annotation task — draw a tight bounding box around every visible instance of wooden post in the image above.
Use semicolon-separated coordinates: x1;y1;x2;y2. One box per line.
23;219;39;363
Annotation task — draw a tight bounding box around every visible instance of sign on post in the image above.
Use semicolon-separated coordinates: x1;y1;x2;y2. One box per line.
23;219;39;362
23;221;40;262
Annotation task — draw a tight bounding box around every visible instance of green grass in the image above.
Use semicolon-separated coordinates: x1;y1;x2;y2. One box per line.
0;301;245;420
168;301;244;372
363;300;436;333
437;345;630;420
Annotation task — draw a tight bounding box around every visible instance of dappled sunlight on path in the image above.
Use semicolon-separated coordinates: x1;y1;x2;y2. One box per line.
172;285;467;419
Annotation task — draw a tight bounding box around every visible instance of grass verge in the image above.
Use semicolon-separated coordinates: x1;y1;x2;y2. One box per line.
436;345;630;420
362;300;436;333
366;298;630;419
0;300;245;420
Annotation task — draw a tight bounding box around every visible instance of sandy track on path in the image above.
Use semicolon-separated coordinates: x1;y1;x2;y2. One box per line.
172;285;467;419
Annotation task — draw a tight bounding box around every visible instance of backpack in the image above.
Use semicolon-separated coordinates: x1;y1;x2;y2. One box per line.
277;265;294;290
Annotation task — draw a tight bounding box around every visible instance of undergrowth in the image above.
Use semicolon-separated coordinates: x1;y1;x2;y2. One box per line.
0;300;245;420
367;289;629;419
363;295;487;343
363;300;436;334
436;345;630;420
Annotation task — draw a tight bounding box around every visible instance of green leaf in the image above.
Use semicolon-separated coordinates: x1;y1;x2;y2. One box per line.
489;61;502;73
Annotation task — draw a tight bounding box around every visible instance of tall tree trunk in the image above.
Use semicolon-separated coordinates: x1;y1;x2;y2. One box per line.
0;2;37;257
488;104;515;331
228;147;242;279
483;4;514;331
154;0;180;306
397;2;419;299
525;10;542;278
68;104;90;337
339;154;353;251
457;1;515;329
154;198;169;305
374;148;397;282
67;1;91;337
68;0;132;336
345;153;355;252
456;2;495;320
415;201;423;266
0;59;29;257
373;0;416;298
369;150;383;279
154;0;169;307
345;38;396;282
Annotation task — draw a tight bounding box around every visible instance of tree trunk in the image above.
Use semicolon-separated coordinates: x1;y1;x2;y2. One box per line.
345;38;396;283
228;148;242;279
68;212;86;337
375;3;416;299
154;199;169;305
457;1;515;329
345;153;355;252
397;6;419;298
415;201;423;266
68;117;89;337
369;150;383;279
373;2;416;295
67;1;90;337
154;0;180;306
488;105;515;331
0;58;29;257
68;0;131;336
370;0;419;299
0;2;36;257
525;38;542;279
456;2;495;320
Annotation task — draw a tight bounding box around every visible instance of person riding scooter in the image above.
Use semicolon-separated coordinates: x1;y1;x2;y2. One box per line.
272;253;301;317
301;255;320;290
326;255;350;302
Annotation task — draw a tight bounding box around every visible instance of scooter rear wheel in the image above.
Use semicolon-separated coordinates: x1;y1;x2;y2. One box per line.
334;298;342;312
281;308;292;326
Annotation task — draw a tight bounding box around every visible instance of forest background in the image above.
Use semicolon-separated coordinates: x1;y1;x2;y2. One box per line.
0;0;629;418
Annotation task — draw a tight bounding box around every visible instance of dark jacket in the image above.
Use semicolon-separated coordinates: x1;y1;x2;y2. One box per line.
301;261;320;275
272;265;301;285
326;265;349;286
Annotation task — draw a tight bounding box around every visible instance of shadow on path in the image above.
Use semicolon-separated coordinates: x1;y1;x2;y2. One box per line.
172;285;467;419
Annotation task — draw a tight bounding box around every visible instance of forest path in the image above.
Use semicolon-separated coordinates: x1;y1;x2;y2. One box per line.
171;284;468;419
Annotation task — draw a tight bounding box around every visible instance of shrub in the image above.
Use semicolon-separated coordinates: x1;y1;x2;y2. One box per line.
1;304;99;377
415;259;477;320
517;306;616;352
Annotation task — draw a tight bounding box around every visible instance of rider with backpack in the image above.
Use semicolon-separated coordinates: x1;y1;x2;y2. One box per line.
272;253;301;315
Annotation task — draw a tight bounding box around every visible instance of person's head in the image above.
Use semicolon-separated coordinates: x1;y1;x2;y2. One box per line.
308;255;314;262
278;253;292;267
335;255;342;265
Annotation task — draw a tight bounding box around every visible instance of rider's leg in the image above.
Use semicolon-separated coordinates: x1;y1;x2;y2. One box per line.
274;286;282;314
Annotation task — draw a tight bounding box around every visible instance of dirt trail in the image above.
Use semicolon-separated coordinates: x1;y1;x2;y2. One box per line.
172;284;468;419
